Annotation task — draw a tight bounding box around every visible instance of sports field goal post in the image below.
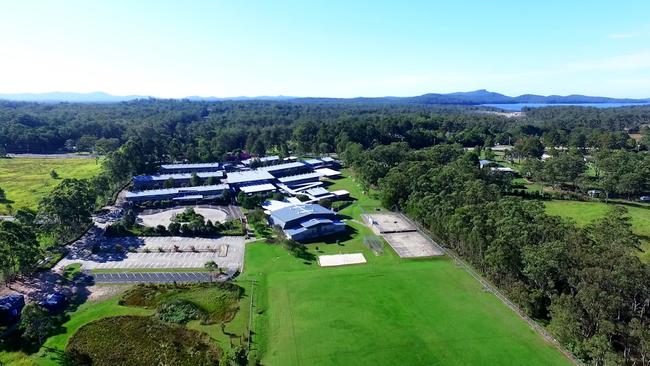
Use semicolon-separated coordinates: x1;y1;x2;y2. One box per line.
363;235;384;255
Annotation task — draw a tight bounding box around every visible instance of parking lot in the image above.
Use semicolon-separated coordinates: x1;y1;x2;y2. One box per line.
57;236;251;271
137;206;230;227
93;272;213;283
104;236;247;252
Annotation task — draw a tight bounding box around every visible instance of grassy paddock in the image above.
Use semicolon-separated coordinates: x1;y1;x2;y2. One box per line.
0;157;102;214
544;200;650;261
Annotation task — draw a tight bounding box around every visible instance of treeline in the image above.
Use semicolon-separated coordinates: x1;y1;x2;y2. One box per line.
524;105;650;130
3;100;650;157
344;143;650;365
520;149;650;199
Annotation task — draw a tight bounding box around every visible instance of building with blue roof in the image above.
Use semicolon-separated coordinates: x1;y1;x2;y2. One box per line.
268;204;346;241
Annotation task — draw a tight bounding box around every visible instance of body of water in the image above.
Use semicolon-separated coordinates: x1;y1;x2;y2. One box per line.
481;102;650;111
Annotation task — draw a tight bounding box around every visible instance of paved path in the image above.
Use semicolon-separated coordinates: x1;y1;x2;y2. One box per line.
93;272;214;283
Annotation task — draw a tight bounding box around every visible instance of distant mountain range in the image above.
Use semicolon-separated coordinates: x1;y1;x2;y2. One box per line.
0;89;649;105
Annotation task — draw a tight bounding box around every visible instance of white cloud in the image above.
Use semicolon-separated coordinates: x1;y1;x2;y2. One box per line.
607;32;640;39
564;50;650;71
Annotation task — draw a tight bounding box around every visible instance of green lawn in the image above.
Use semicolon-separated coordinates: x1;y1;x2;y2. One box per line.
242;242;571;366
0;157;102;215
544;200;650;261
240;171;571;366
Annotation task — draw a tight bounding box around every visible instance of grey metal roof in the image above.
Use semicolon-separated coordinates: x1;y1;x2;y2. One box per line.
125;184;229;198
225;170;275;184
302;158;322;165
133;171;224;183
160;162;221;170
270;204;336;223
305;187;329;196
277;172;323;183
239;183;277;194
242;155;280;165
258;161;306;172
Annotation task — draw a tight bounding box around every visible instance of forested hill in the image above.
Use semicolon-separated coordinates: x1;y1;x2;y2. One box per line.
295;89;650;105
1;89;649;105
1;99;650;154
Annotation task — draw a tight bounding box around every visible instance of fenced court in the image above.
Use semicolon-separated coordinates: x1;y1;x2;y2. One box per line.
362;212;443;258
363;213;417;234
383;232;443;257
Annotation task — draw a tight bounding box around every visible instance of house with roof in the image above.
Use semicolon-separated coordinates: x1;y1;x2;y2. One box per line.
268;204;346;241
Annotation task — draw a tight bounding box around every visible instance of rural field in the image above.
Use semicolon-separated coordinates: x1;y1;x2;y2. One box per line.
240;173;571;366
0;157;102;215
544;200;650;261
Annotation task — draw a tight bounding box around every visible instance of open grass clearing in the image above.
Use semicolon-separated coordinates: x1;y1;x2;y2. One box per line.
120;282;242;324
544;200;650;261
0;157;102;215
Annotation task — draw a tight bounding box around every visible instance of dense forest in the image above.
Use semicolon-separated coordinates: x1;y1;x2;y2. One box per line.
1;100;650;155
1;99;650;364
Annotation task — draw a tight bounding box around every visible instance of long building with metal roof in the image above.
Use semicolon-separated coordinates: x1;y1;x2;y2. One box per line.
159;162;222;174
132;171;225;189
125;184;230;203
224;170;275;186
257;161;309;177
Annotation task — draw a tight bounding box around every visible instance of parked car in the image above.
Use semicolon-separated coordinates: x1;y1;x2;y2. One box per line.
640;196;650;202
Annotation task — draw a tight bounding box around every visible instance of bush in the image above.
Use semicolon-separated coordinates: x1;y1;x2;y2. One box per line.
66;316;220;366
156;300;202;324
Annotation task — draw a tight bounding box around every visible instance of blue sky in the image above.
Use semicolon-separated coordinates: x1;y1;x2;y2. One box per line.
1;0;649;98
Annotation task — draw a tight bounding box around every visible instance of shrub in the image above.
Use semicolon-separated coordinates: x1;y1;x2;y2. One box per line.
156;300;201;324
66;316;220;366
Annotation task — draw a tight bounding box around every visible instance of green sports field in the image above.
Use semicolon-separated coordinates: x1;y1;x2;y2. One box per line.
544;200;650;261
242;172;572;366
244;243;570;366
0;157;101;215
